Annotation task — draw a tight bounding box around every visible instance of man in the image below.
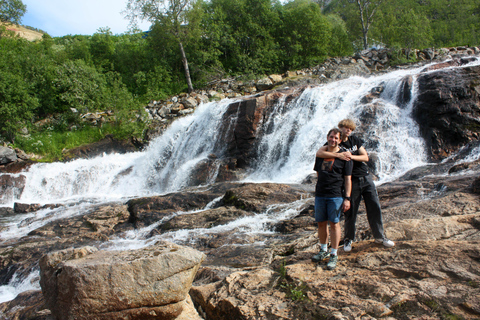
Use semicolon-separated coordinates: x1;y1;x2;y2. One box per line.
316;119;394;252
311;128;352;270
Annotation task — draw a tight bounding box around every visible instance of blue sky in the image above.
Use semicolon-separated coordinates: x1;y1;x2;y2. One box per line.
21;0;151;37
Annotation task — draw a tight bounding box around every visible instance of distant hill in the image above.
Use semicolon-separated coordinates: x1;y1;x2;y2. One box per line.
1;22;43;41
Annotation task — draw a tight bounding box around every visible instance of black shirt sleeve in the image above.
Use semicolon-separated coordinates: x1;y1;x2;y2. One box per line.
344;159;353;176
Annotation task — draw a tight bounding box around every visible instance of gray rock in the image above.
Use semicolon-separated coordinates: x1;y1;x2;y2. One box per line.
0;147;17;164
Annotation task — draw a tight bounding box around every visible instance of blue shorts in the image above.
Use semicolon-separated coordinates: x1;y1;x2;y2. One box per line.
314;196;343;223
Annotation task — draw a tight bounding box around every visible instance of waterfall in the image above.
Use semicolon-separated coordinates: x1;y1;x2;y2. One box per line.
4;58;480;212
2;58;480;304
12;99;237;206
245;70;427;183
7;61;480;207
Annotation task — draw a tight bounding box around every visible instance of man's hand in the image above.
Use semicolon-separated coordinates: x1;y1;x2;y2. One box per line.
343;199;351;212
338;151;352;161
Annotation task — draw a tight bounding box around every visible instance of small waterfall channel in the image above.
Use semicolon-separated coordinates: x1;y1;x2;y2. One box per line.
1;58;480;303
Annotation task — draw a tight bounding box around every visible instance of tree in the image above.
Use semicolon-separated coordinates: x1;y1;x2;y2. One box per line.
124;0;195;93
377;7;432;52
202;0;281;74
355;0;386;50
0;70;38;142
326;14;354;57
0;0;27;24
279;0;331;69
90;27;115;70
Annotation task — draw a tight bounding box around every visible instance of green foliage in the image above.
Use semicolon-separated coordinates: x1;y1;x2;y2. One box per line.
90;27;115;70
0;38;39;141
278;0;331;69
2;0;479;155
277;260;308;301
202;0;281;74
52;60;108;113
325;14;354;57
377;7;433;50
0;0;26;24
328;0;479;50
0;69;38;142
14;126;104;161
14;121;146;161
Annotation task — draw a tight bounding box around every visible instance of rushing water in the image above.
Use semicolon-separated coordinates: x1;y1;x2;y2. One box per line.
1;58;480;303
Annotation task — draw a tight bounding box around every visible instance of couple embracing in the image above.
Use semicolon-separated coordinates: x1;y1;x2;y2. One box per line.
312;119;394;270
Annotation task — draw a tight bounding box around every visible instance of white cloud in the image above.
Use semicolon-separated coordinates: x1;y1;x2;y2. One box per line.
22;0;151;37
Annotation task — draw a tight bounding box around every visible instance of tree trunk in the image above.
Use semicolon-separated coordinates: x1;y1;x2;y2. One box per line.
179;41;194;93
362;30;368;50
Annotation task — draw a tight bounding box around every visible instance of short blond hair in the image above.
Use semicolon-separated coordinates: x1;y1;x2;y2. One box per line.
338;119;356;131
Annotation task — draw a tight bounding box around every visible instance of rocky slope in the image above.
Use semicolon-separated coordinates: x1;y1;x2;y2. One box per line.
1;22;43;41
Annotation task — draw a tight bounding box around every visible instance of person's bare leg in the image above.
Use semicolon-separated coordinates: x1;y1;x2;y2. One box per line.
330;222;341;249
318;221;329;245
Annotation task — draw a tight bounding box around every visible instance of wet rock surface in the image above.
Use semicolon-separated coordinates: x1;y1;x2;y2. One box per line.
413;63;480;160
1;159;479;319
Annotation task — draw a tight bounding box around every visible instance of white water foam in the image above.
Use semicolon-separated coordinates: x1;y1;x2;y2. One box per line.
0;269;40;304
103;198;311;251
244;68;431;183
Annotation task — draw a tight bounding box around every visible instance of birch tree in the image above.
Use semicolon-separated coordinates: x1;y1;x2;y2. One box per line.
355;0;385;50
124;0;195;93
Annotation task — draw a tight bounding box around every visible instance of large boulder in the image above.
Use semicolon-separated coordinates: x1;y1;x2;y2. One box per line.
39;242;205;320
413;64;480;160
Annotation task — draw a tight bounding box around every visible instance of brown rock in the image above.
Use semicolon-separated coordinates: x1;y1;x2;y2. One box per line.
0;174;26;204
0;290;49;320
39;242;205;320
160;206;253;232
413;64;480;160
221;183;310;212
126;184;238;228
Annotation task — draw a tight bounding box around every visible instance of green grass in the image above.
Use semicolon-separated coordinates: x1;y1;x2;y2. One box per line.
13;121;146;162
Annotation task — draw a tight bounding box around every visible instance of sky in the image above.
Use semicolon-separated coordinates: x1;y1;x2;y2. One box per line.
21;0;152;37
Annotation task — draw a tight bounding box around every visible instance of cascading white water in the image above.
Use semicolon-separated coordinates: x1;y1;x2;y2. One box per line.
1;58;480;304
244;69;428;183
12;98;237;207
6;59;480;208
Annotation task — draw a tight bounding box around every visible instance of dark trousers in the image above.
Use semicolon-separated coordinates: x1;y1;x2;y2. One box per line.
344;175;385;241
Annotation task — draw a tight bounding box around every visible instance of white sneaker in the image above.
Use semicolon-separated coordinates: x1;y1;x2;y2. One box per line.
343;239;352;252
375;238;395;248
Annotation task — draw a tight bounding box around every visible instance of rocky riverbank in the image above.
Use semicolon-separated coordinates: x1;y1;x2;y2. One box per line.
1;160;479;319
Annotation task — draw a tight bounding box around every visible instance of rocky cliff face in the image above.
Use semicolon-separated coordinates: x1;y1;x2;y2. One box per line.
413;61;480;160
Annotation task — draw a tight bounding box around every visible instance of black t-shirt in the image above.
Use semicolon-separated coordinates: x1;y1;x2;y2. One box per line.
340;135;369;177
313;152;353;197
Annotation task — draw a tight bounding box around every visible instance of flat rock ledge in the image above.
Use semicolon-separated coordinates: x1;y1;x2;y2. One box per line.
39;241;205;320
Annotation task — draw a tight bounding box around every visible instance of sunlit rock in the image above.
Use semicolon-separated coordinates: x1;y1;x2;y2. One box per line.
40;242;205;320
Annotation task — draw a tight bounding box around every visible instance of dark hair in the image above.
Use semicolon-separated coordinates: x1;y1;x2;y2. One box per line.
327;128;342;139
